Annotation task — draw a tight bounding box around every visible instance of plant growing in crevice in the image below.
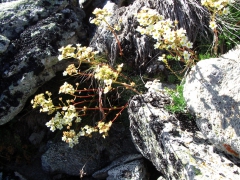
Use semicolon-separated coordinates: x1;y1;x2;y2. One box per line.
32;6;200;148
90;8;124;56
135;7;198;80
164;84;187;114
31;44;138;147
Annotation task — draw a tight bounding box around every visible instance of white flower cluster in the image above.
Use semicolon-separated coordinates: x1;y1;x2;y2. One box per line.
45;105;81;132
201;0;235;30
58;44;98;62
61;120;113;147
62;130;82;148
94;64;123;93
201;0;234;11
75;44;98;62
58;44;76;61
59;82;75;95
79;125;98;138
97;121;112;138
31;91;55;114
90;8;112;26
145;79;162;93
135;7;193;61
63;64;78;76
74;121;113;140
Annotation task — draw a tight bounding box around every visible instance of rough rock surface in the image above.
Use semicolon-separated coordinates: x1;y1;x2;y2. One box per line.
183;45;240;158
92;154;147;180
0;0;87;125
90;0;209;67
128;89;240;179
41;123;138;176
106;159;146;180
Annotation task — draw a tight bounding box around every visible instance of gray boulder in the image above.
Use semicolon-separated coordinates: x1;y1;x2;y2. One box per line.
128;89;240;179
183;45;240;158
92;154;147;180
0;0;87;125
107;159;146;180
41;124;138;176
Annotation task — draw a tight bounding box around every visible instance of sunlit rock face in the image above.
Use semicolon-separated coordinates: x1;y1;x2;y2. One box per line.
0;0;87;125
128;88;240;179
184;45;240;158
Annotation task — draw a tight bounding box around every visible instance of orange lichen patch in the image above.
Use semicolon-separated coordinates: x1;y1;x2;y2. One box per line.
223;144;239;157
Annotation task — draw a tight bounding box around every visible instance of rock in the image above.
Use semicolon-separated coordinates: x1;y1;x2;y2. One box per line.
29;131;45;145
92;154;144;179
0;35;10;53
41;123;138;176
107;159;146;180
0;0;68;40
79;0;92;8
14;172;28;180
41;141;99;176
157;177;167;180
0;0;18;3
90;0;209;67
128;90;240;179
0;0;87;125
0;171;28;180
183;45;240;158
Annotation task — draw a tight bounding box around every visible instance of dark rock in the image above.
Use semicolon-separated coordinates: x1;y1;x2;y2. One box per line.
92;154;146;180
41;123;138;177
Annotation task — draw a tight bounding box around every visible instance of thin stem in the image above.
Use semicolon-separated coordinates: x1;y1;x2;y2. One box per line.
103;19;124;56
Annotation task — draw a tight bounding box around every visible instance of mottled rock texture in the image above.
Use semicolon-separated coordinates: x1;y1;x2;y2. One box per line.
90;0;209;67
41;124;138;176
0;0;87;125
106;159;146;180
92;154;147;180
128;90;240;179
184;45;240;158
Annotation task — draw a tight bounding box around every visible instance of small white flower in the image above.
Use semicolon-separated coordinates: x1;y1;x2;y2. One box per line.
229;0;235;3
114;24;121;31
58;55;64;61
154;42;161;49
50;126;56;132
145;79;162;92
222;7;230;15
104;86;112;94
185;41;193;49
62;136;67;141
58;47;64;52
180;36;188;46
158;56;164;61
63;71;68;76
209;20;217;30
62;106;68;111
104;79;112;86
59;82;75;94
68;105;76;111
183;51;191;60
